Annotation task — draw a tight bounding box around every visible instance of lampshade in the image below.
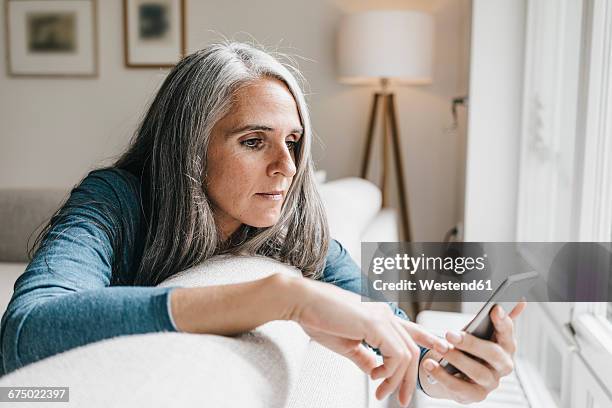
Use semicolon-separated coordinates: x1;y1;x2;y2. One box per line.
337;10;434;85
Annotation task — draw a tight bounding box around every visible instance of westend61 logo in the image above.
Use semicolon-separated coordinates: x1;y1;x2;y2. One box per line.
371;253;487;275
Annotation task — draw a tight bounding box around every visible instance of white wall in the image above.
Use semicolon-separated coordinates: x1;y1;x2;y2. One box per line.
460;0;526;314
463;0;526;241
0;0;471;241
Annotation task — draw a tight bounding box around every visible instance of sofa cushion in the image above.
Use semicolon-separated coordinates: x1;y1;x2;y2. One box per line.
0;255;311;408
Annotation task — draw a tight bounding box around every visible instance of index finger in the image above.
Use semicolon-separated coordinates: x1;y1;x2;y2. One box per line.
398;319;450;352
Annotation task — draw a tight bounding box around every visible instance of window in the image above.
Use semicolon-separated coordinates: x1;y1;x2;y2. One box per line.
515;0;612;406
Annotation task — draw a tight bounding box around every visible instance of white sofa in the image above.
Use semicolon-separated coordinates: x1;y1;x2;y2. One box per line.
0;175;401;407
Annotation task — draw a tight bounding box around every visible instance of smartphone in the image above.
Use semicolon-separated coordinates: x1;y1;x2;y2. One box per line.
439;271;539;375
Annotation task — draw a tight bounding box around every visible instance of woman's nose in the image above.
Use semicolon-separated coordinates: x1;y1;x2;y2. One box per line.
267;143;297;178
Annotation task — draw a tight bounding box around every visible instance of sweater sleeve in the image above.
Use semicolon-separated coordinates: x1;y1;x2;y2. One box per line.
0;170;178;376
320;238;429;390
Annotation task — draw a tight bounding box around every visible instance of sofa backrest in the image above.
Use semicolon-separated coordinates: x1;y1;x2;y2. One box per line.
0;177;392;264
0;189;67;262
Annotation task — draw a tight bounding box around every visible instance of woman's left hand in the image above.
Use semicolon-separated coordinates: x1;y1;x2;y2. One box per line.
419;301;526;404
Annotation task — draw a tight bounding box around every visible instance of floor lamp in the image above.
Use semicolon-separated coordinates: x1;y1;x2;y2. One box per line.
337;10;434;242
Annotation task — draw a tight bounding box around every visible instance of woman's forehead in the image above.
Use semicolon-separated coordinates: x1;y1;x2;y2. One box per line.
232;78;296;110
222;78;302;130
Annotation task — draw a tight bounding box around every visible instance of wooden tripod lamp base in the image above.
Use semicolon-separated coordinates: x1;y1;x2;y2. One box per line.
360;87;412;242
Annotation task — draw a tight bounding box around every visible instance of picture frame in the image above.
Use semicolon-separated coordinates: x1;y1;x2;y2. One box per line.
123;0;186;68
4;0;98;78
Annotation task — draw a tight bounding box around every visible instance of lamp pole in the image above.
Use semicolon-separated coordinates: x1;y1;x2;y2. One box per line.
360;78;412;241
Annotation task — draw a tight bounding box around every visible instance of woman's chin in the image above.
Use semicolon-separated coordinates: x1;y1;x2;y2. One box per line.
245;213;281;228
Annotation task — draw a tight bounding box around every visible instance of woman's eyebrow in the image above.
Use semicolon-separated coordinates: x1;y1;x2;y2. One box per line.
226;124;304;136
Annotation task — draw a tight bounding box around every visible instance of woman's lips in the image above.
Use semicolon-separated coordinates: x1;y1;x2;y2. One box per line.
255;192;283;201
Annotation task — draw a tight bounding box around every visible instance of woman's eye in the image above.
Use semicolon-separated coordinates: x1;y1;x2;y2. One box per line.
240;137;298;151
241;138;263;149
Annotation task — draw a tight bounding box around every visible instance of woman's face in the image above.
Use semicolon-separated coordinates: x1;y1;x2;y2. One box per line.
206;77;302;240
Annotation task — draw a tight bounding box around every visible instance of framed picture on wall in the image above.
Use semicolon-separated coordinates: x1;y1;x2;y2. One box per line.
123;0;186;68
4;0;98;77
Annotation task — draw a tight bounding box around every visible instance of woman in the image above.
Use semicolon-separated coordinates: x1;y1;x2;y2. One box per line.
0;42;524;407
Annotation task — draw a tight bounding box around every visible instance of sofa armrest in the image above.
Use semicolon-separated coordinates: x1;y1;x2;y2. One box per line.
0;256;311;408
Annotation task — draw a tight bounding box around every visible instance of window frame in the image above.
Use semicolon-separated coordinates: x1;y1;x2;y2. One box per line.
570;0;612;383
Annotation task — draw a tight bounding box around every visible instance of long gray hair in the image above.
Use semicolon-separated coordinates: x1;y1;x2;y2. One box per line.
113;42;330;285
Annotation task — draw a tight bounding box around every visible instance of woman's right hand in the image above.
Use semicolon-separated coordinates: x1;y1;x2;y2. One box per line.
284;275;449;407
